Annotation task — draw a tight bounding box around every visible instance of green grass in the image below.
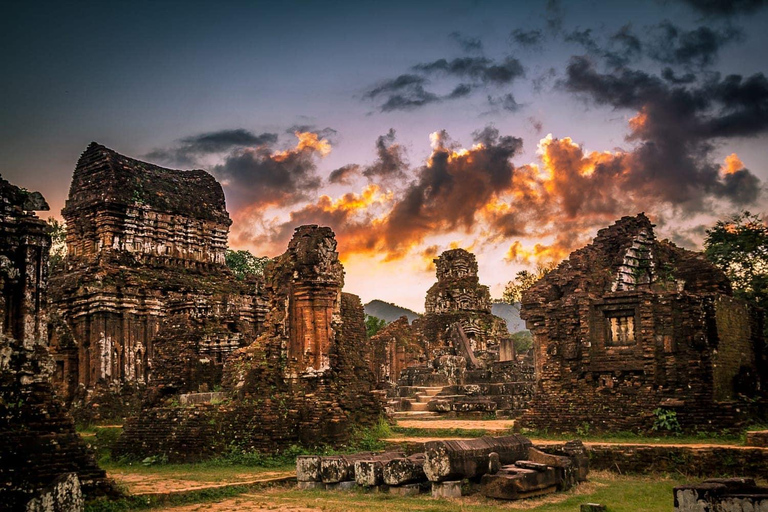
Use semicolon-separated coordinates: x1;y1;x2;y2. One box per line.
86;471;688;511
390;426;492;438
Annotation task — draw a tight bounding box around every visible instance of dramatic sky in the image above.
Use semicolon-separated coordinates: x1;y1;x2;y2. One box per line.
2;0;768;311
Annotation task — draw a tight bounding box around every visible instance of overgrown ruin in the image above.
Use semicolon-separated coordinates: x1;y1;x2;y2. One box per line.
113;225;380;461
383;248;534;418
520;213;767;433
49;142;266;421
0;175;116;509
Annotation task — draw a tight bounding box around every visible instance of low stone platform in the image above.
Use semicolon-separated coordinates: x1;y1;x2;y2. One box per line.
746;430;768;447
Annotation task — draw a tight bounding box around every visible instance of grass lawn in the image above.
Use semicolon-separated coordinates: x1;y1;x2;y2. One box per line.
86;471;686;511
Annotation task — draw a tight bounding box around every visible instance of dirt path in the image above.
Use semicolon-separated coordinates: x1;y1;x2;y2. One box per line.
395;419;516;432
108;470;295;495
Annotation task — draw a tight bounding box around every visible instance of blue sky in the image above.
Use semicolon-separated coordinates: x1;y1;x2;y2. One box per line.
3;0;767;310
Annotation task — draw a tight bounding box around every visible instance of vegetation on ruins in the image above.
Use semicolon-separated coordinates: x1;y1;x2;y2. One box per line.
510;330;533;355
46;217;66;270
365;314;387;337
501;263;554;306
224;249;271;279
705;211;768;314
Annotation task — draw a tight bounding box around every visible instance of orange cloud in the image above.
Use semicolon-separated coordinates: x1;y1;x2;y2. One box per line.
721;153;745;175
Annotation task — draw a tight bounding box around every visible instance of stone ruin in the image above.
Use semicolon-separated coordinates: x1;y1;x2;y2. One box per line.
0;175;116;510
675;478;768;511
296;434;588;500
380;248;534;418
520;213;767;433
48;142;267;421
113;225;381;461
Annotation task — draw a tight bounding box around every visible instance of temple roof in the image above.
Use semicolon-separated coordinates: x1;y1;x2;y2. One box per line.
62;142;230;224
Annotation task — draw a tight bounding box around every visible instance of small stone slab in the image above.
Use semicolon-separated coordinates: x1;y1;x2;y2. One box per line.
515;460;550;471
432;480;462;498
297;481;325;490
326;481;357;491
388;483;422;496
745;431;768;447
581;504;606;512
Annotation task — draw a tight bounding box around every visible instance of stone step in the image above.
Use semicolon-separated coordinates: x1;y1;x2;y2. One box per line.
391;411;440;419
423;387;443;396
416;395;433;403
409;402;430;411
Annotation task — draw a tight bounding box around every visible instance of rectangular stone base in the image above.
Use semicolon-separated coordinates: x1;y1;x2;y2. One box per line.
432;480;462;498
388;483;422;496
297;481;325;490
325;481;357;491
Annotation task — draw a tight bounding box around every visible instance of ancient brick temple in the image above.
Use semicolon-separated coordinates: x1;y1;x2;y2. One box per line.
382;249;533;417
49;143;266;420
0;176;115;508
418;249;510;362
520;213;767;433
113;226;381;461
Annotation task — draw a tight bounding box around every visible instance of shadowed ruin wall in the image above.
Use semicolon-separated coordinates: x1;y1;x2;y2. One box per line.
49;143;266;420
113;226;381;461
519;214;766;433
0;176;115;508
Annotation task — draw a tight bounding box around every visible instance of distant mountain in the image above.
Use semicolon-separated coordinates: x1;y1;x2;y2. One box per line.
491;302;527;333
364;300;420;323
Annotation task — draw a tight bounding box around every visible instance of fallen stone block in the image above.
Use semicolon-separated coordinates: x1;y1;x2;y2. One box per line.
674;478;768;511
383;454;427;486
480;465;559;500
296;455;322;482
355;452;406;487
581;504;606;512
25;473;83;512
432;480;462;498
319;452;375;483
424;435;532;482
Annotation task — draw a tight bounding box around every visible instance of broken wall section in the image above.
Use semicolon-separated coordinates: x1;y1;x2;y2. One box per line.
114;225;381;461
0;175;116;509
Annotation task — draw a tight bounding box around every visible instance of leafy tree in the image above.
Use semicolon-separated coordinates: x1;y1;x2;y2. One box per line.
225;249;271;280
510;330;533;355
47;218;67;271
365;315;387;338
704;211;768;312
502;263;554;305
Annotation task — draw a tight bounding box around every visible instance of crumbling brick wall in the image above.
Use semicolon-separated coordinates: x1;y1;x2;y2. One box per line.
519;214;766;433
369;316;423;384
49;143;266;421
114;226;381;461
0;176;116;508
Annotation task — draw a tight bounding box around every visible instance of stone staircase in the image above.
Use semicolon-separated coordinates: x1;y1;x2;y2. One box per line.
388;386;444;419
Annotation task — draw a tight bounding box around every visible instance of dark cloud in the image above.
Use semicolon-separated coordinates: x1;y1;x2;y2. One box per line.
487;93;521;112
449;31;483;53
646;21;741;68
364;52;524;112
286;125;339;143
510;29;544;47
676;0;767;16
661;67;697;84
365;74;429;99
328;164;361;185
562;55;765;209
145;129;277;167
413;56;524;85
545;0;564;34
378;127;523;255
362;129;409;182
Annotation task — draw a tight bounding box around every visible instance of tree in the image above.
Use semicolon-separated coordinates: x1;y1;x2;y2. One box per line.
365;315;387;338
47;218;67;271
704;211;768;312
501;263;554;305
225;249;271;280
510;330;533;355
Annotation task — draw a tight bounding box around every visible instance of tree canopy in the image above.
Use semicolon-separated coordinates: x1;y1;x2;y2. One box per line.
704;211;768;312
365;315;387;338
47;218;66;271
225;249;271;280
501;264;554;305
